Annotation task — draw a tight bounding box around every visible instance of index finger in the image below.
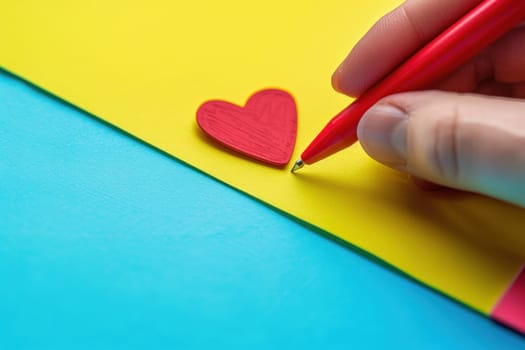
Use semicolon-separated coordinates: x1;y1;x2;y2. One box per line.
332;0;483;97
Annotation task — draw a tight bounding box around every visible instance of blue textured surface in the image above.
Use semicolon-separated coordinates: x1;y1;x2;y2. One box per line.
1;71;524;349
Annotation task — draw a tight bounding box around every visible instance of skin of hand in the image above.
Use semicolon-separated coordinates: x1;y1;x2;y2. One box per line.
332;0;525;208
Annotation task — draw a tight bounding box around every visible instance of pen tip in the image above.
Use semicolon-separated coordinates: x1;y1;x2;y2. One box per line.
291;159;304;173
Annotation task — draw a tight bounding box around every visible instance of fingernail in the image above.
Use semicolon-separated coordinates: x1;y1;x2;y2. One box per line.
357;104;408;167
331;65;345;93
331;64;359;98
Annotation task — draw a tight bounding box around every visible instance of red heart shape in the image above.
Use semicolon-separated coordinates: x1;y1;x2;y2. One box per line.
196;89;297;166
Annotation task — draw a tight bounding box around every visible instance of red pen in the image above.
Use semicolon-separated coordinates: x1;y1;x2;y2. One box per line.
292;0;525;172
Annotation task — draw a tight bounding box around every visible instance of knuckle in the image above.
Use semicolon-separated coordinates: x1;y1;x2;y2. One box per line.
428;106;463;183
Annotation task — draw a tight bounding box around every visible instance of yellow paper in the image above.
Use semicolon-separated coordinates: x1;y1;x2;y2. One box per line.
2;0;525;314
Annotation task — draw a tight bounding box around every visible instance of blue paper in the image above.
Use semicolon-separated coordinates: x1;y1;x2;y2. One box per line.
1;71;523;349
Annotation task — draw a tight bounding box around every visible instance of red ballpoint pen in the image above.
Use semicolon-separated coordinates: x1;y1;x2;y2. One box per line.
292;0;525;172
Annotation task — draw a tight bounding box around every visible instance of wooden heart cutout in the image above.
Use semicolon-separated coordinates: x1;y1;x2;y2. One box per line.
196;89;297;166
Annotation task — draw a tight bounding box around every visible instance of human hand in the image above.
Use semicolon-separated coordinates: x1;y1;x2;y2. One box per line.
332;0;525;207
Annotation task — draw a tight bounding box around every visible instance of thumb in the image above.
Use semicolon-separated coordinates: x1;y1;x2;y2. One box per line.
357;91;525;207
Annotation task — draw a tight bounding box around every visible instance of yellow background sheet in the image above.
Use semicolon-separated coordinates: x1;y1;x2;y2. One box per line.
2;0;525;313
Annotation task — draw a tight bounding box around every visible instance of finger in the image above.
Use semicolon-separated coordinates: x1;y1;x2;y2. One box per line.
357;91;525;207
332;0;482;97
434;27;525;95
489;26;525;83
474;81;525;99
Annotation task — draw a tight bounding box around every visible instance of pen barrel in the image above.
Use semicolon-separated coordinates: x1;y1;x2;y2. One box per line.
301;99;370;164
302;0;525;165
